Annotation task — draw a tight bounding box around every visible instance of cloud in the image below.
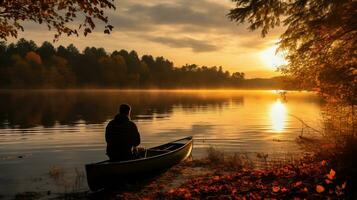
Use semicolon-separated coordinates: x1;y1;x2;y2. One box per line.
127;3;222;26
108;0;246;34
238;36;278;50
17;0;268;51
103;0;255;53
146;36;219;52
10;0;284;74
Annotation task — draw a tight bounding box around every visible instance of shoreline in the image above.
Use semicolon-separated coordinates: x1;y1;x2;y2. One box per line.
4;143;348;199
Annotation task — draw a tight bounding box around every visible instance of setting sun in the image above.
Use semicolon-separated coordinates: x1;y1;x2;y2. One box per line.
261;46;287;70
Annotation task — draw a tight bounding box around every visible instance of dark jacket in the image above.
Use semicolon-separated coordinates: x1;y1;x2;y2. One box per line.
105;114;140;161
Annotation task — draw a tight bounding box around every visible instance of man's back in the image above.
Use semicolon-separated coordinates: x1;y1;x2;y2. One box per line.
105;114;140;161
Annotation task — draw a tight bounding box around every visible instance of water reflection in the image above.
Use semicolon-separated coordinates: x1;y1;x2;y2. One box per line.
270;99;287;132
0;90;323;197
0;90;244;128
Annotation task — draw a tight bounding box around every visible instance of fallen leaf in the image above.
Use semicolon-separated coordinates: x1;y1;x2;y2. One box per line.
342;181;347;189
316;185;325;193
294;181;303;187
272;186;280;193
325;179;332;184
326;169;336;180
321;160;327;166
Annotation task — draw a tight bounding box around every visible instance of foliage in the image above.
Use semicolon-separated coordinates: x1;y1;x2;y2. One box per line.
0;39;248;88
318;102;357;196
25;51;42;65
0;0;115;40
228;0;357;105
206;147;253;171
321;102;356;138
109;153;347;199
155;160;346;199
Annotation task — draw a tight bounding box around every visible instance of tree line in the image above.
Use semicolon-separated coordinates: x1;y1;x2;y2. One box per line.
0;39;252;88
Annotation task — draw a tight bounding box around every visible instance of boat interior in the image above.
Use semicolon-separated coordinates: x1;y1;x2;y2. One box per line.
146;142;185;157
96;137;192;163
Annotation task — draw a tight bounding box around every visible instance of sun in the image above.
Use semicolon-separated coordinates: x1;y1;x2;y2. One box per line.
260;46;287;70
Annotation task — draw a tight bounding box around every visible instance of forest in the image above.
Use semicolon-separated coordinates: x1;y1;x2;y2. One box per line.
0;39;284;89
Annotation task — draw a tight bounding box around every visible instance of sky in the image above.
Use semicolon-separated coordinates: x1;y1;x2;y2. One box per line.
10;0;286;78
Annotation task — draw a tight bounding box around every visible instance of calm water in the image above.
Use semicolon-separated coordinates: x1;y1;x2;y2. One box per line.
0;90;322;196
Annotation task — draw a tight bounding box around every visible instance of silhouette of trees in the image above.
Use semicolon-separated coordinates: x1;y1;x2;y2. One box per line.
229;0;356;105
0;39;250;89
37;42;55;62
0;0;115;40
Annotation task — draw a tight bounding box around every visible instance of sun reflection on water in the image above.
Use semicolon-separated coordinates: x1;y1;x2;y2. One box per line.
270;99;287;132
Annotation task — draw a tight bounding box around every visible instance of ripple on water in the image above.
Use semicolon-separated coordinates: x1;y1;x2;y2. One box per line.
0;90;322;196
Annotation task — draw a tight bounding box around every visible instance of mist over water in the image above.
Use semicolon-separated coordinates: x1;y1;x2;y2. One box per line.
0;89;322;196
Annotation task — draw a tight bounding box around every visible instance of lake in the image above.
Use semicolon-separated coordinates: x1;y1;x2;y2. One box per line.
0;90;322;197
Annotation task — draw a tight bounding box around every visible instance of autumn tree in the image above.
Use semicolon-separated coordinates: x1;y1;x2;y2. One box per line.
0;0;116;40
0;39;252;89
228;0;357;105
25;51;42;65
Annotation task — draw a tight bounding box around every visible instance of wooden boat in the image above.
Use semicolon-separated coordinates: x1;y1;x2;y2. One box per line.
85;136;193;191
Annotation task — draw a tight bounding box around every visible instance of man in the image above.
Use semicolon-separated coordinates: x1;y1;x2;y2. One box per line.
105;104;141;161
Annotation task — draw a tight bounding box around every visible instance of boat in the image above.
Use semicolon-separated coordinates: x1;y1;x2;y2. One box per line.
85;136;193;191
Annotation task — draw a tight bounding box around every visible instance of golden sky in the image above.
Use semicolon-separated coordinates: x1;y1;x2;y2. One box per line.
10;0;286;78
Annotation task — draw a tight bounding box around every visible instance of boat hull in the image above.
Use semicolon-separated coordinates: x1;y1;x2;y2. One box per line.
85;136;193;191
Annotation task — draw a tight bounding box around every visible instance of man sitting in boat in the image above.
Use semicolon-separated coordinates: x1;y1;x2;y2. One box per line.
105;104;141;161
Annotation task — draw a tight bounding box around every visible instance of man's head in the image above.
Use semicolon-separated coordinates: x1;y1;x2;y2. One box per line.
119;104;131;116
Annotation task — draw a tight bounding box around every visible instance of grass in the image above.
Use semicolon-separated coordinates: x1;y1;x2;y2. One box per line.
48;166;87;200
206;147;253;171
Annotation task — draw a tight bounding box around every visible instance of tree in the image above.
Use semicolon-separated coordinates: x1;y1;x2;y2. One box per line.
15;38;37;56
25;51;42;65
0;0;116;40
142;55;156;72
66;44;80;56
49;55;76;87
37;41;55;61
0;39;251;89
0;41;6;67
232;72;244;80
228;0;356;105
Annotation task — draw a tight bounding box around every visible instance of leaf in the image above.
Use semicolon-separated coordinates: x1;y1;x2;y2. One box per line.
294;181;302;187
316;185;325;193
281;187;288;192
326;169;336;180
272;186;280;193
303;187;308;192
341;182;347;189
321;160;327;166
213;176;220;181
